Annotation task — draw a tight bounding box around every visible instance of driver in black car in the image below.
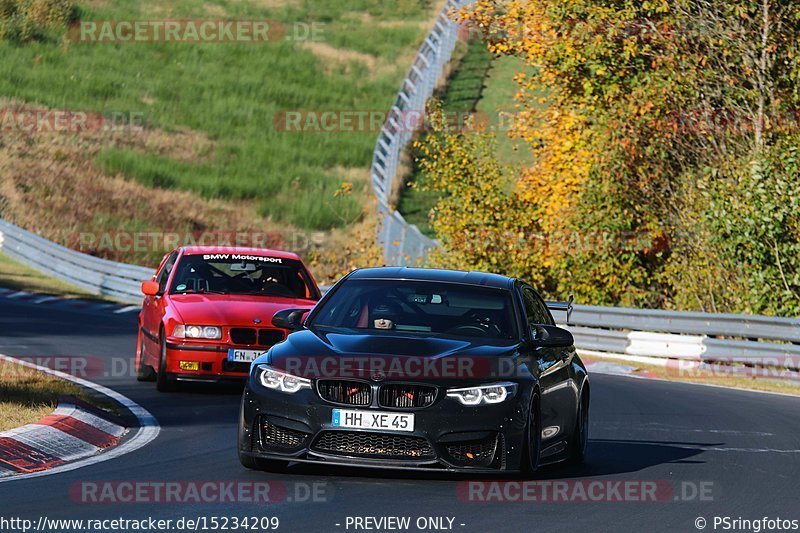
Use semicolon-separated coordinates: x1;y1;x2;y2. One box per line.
350;290;512;338
354;294;404;330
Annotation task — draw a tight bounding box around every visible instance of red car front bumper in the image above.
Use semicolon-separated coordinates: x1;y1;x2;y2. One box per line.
164;342;255;381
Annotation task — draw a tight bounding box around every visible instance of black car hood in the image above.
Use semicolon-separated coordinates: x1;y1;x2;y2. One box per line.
259;328;521;382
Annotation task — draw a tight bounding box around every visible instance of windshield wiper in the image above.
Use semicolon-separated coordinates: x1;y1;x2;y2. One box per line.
173;289;230;295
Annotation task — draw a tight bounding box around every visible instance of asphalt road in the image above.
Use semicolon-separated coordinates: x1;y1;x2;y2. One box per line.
0;295;799;533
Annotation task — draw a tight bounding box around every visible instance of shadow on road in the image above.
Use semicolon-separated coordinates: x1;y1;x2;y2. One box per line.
536;438;710;479
240;438;712;483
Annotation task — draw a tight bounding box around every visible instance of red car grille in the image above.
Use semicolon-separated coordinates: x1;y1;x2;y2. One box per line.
230;328;285;347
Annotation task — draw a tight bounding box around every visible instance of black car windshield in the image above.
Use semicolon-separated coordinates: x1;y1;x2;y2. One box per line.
169;254;316;299
310;279;518;340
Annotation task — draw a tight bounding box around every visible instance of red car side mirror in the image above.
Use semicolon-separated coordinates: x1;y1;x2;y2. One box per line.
141;281;160;296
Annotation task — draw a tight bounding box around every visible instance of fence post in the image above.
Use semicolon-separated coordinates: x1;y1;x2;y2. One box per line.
371;0;475;266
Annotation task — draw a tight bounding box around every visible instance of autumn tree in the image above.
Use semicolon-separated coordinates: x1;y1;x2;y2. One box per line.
415;0;800;314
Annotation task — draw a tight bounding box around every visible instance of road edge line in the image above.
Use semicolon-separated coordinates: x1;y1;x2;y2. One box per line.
580;349;800;399
0;353;160;482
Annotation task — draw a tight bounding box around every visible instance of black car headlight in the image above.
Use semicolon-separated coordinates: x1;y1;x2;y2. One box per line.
257;365;311;394
446;382;517;405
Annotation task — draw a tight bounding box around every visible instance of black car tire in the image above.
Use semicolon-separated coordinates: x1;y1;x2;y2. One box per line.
521;392;542;477
136;331;156;382
156;331;177;392
239;452;260;470
566;387;589;464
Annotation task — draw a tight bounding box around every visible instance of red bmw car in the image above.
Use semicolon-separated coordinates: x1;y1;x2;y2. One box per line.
135;246;321;391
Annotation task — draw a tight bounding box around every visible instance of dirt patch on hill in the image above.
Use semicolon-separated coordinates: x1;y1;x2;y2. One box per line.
0;99;383;282
0;99;284;267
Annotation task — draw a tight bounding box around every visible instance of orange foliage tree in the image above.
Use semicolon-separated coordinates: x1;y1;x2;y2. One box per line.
414;0;800;314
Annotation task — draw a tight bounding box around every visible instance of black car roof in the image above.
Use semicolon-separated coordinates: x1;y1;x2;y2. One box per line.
347;267;514;290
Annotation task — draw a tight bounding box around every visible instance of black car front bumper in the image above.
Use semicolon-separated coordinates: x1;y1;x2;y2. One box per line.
238;380;533;473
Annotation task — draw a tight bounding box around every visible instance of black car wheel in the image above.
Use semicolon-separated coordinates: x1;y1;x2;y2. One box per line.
156;331;177;392
567;387;589;464
136;330;156;382
522;392;542;477
238;452;260;470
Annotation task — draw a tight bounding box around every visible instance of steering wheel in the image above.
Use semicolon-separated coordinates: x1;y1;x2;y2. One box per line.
465;311;504;336
444;324;489;337
260;283;295;297
371;299;404;319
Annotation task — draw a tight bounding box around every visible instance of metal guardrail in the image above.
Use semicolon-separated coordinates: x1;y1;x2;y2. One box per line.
0;0;797;373
0;219;151;304
1;217;798;371
365;6;800;373
570;329;800;372
371;0;473;265
551;307;800;371
565;305;800;343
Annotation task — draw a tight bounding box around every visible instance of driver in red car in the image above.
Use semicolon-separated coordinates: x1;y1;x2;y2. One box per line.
135;246;321;391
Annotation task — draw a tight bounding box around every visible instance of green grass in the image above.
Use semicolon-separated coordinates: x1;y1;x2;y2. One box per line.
439;39;492;112
398;40;538;236
0;0;438;230
476;55;536;168
397;40;493;237
0;360;119;432
0;252;110;300
397;39;492;237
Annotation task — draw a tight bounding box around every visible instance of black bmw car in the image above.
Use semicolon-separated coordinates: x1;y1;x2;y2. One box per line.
238;267;589;475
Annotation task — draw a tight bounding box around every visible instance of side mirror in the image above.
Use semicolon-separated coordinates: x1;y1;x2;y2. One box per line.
272;308;311;331
141;281;160;296
531;325;574;348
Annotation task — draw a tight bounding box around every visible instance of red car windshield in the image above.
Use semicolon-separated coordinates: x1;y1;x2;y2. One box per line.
169;254;316;299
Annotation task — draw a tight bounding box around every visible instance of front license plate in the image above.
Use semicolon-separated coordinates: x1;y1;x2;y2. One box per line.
227;349;264;363
331;409;415;432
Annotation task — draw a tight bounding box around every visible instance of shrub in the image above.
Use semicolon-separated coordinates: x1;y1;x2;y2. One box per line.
0;0;76;43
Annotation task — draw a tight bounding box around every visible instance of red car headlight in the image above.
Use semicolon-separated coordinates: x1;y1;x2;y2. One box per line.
172;324;222;340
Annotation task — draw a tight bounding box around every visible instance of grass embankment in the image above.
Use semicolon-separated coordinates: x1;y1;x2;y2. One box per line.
0;360;115;432
0;0;440;276
397;39;535;236
0;252;109;300
583;353;800;396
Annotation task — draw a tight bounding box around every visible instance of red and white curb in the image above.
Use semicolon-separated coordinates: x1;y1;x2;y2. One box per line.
582;354;661;379
0;354;159;482
0;397;126;477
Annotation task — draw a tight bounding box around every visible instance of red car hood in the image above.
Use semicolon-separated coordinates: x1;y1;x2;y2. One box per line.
167;293;316;326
